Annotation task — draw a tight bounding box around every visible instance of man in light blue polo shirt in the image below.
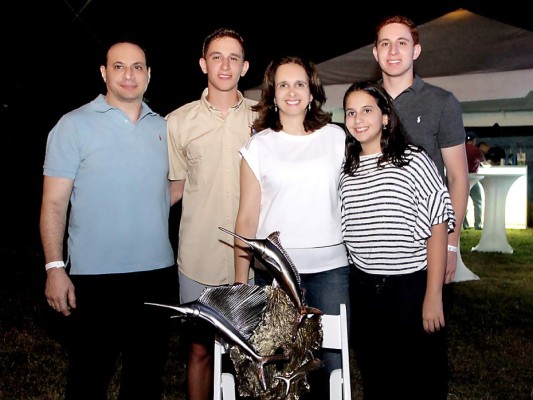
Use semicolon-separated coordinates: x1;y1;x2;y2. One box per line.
40;40;178;400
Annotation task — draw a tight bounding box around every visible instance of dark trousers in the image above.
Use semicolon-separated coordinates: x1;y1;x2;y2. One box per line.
65;265;179;400
351;267;448;400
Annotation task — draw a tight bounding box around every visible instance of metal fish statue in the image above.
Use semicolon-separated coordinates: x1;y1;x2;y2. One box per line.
274;357;323;396
146;284;288;390
218;227;323;339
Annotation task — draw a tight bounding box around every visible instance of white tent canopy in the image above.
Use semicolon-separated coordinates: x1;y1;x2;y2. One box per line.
245;9;533;126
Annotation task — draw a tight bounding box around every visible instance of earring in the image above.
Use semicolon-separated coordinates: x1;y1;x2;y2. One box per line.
308;102;311;111
274;100;278;113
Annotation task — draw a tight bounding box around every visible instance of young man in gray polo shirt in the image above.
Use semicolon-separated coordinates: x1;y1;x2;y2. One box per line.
369;15;469;400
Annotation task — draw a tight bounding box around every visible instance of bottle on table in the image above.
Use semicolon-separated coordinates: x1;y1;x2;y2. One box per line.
507;148;515;165
517;149;526;165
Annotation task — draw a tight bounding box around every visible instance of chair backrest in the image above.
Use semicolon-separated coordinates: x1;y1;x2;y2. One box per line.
321;303;352;400
213;337;234;400
213;303;351;400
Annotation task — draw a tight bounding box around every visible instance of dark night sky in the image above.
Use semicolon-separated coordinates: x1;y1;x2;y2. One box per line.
1;0;531;251
3;1;532;118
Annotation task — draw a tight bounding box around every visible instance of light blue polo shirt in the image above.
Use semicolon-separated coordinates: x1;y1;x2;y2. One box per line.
43;94;174;274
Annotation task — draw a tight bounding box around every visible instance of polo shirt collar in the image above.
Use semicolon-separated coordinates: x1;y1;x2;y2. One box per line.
92;94;157;119
378;74;424;97
410;74;425;93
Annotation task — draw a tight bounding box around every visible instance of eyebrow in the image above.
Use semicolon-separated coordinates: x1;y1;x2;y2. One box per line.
207;51;242;59
276;79;308;85
111;61;146;66
378;36;412;43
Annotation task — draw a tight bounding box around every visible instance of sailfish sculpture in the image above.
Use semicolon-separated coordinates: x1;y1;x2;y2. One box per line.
218;227;323;339
146;284;288;390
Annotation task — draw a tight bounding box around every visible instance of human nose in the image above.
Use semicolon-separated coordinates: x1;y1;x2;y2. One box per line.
285;84;298;97
123;67;134;80
350;112;362;123
221;57;230;70
389;43;399;55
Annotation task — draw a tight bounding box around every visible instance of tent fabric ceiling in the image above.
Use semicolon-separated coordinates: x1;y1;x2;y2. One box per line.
244;8;533;126
246;8;533;122
317;8;533;84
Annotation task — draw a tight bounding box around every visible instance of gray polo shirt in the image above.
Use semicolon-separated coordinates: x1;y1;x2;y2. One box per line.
392;75;466;180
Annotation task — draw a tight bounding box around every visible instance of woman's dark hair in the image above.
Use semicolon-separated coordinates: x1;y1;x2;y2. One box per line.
251;55;331;133
342;80;419;174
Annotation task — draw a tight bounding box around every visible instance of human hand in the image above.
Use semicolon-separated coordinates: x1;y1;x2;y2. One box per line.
45;268;76;316
422;296;445;333
444;250;457;284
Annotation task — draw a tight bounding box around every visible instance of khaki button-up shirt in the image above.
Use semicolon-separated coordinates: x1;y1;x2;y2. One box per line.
166;89;257;285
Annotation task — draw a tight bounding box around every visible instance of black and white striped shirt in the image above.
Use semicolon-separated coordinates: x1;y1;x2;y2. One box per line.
339;146;456;275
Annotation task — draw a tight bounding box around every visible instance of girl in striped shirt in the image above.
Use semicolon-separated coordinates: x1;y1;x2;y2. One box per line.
340;81;455;400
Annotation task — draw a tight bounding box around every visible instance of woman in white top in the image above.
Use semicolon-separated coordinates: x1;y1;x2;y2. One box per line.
233;55;349;399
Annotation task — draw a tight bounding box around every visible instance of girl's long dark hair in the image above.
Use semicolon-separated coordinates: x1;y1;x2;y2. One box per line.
342;80;420;174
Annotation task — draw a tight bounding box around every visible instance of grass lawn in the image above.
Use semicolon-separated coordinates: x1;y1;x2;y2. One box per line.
1;228;532;399
445;228;533;400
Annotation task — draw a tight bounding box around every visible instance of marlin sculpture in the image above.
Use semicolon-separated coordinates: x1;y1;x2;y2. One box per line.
218;227;323;339
146;284;288;391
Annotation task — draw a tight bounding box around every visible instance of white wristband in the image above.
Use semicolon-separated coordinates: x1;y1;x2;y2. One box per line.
45;261;65;271
447;245;458;253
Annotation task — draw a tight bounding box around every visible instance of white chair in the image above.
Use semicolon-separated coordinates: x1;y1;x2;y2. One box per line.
213;303;351;400
322;303;352;400
213;336;236;400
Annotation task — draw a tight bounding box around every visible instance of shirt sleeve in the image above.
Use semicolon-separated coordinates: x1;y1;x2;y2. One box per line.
413;153;457;241
239;136;261;182
43;114;81;179
166;112;188;181
437;92;466;149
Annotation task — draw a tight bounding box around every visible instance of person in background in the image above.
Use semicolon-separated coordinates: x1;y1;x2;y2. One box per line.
166;28;257;400
479;141;506;165
40;40;178;400
463;131;485;230
477;142;490;159
373;15;468;285
340;80;455;400
233;55;350;400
